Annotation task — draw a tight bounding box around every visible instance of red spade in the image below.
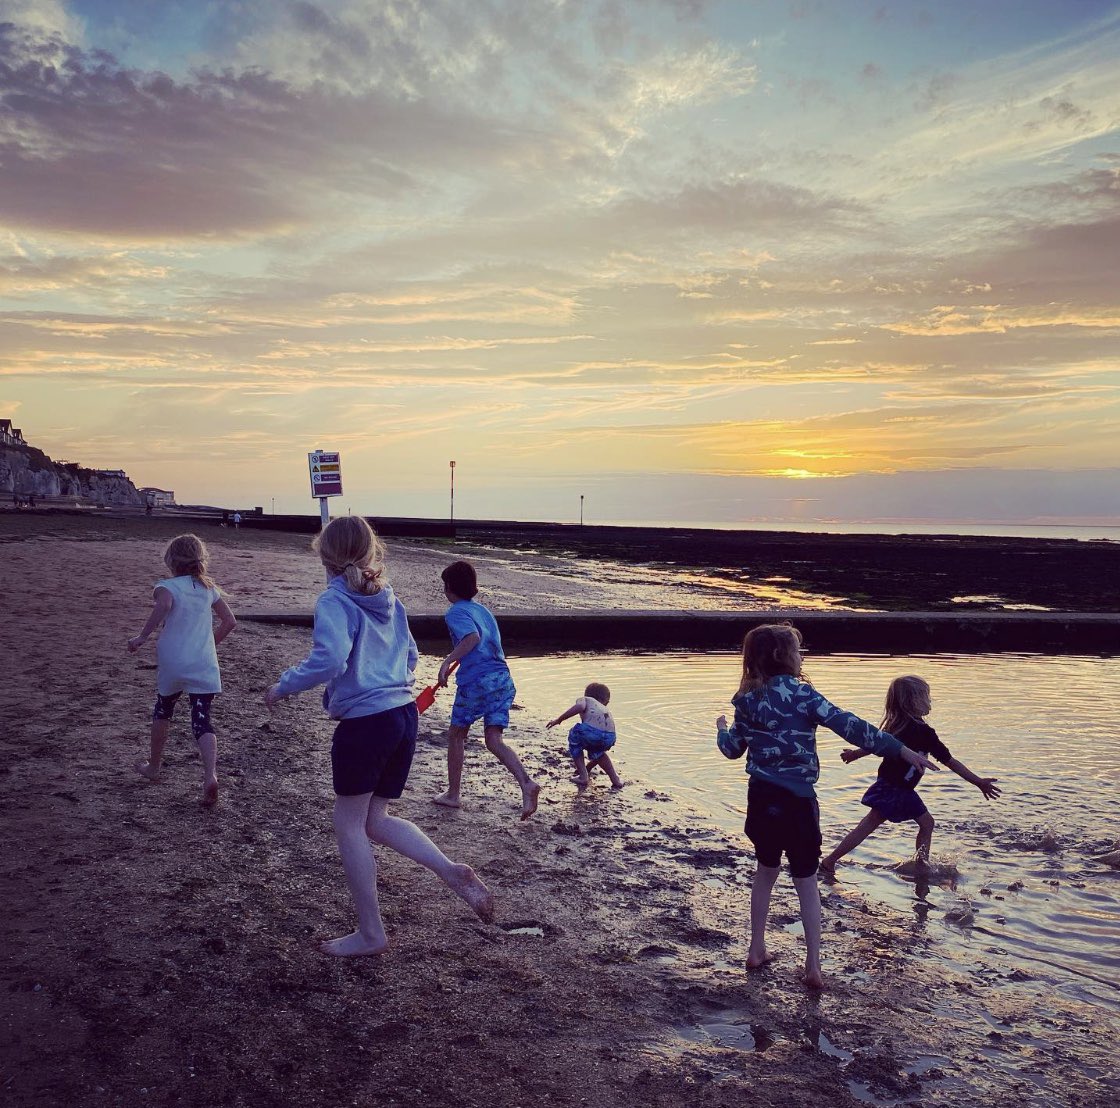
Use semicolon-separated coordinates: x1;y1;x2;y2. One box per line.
415;661;458;714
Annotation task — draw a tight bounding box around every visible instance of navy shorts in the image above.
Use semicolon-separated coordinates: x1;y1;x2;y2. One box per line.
152;692;215;739
331;702;418;798
744;776;822;879
862;780;929;823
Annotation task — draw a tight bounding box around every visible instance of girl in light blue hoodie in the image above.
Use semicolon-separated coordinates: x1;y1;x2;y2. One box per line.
266;517;493;957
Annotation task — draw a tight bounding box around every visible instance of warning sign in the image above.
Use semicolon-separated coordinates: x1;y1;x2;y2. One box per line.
309;450;343;498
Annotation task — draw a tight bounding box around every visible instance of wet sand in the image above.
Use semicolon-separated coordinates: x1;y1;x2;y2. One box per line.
2;512;1117;1107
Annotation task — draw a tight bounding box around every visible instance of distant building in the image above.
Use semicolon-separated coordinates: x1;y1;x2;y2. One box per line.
0;419;26;446
141;487;176;507
95;469;128;479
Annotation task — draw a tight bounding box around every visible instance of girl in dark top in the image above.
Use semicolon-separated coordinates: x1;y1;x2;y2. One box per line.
819;675;1001;874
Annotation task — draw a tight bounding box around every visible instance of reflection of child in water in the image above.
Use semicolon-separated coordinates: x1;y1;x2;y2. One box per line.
547;682;623;790
820;675;1000;875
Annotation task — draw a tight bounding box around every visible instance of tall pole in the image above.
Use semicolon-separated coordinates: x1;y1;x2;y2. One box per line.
449;460;456;522
580;494;584;527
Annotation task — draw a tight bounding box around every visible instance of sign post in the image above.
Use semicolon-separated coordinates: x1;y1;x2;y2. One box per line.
449;460;456;521
308;449;343;533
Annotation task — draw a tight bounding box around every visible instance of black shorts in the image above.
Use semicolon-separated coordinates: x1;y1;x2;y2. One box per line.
330;702;418;798
744;776;822;879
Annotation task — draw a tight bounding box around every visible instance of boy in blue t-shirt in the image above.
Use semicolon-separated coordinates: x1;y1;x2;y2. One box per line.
432;561;540;820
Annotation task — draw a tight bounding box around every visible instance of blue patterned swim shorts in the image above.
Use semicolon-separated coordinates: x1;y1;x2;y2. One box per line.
451;668;516;729
567;722;616;760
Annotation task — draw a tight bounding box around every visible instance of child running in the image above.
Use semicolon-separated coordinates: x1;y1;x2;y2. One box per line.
819;675;1000;874
129;534;236;806
547;682;623;790
431;560;540;820
716;623;937;989
265;518;493;957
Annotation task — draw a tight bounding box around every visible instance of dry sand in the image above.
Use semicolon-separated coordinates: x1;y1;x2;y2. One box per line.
1;512;1115;1107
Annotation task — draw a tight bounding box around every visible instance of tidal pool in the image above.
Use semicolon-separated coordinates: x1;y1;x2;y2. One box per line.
510;651;1120;1014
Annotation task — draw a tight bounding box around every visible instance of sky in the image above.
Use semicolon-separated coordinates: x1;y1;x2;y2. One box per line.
1;0;1118;525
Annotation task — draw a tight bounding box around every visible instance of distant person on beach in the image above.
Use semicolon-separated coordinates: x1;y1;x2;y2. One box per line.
716;623;937;989
128;534;237;806
431;560;540;820
819;675;1000;875
232;511;241;530
265;518;493;957
547;682;623;790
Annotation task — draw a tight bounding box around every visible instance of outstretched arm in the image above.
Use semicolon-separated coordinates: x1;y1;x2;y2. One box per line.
127;588;174;651
948;757;1000;799
267;595;352;706
809;693;939;773
438;632;480;685
547;699;584;729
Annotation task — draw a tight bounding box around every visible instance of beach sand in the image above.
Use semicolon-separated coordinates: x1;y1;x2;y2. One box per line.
2;512;1115;1107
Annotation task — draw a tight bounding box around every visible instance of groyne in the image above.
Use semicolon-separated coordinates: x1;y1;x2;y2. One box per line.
240;609;1120;655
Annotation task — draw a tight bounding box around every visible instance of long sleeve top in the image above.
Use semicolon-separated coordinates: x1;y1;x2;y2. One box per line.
276;579;418;720
717;674;903;798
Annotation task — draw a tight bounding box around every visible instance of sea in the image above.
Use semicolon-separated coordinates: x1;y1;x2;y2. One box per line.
589;520;1120;542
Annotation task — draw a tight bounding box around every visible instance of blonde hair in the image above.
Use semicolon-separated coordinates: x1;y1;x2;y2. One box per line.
737;622;804;696
314;516;385;595
164;534;215;589
882;675;931;734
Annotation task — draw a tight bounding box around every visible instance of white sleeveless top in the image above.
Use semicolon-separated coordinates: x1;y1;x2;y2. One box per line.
155;576;222;695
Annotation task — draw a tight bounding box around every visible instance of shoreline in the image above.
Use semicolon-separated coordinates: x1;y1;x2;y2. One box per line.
7;505;1120;614
2;513;1117;1107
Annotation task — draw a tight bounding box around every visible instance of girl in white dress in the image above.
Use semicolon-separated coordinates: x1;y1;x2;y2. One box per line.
129;534;237;805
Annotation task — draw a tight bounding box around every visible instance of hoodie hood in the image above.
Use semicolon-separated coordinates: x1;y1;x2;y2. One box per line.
275;578;419;719
328;576;396;622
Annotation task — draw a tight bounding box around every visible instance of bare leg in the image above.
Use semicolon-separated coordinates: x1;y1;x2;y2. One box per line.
914;812;935;866
196;732;219;806
322;793;388;957
570;753;589;788
134;718;170;781
365;798;493;922
820;810;886;871
596;753;623;789
483;725;540;819
432;725;467;808
747;863;780;968
793;873;824;989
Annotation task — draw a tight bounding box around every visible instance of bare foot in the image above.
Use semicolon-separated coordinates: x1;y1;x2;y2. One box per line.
320;931;389;958
431;792;461;809
201;777;219;807
802;967;826;990
448;864;494;923
569;774;589;788
746;948;776;970
609;782;625;791
520;780;541;820
133;760;160;782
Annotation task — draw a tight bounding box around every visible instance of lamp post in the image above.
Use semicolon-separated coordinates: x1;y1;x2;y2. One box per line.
449;460;456;522
580;494;584;527
271;497;275;515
